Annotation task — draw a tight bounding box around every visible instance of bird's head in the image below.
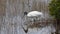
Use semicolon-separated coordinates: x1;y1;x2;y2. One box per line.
24;12;28;15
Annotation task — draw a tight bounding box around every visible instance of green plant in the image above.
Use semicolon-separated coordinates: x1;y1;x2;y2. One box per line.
49;0;60;33
49;0;60;19
49;0;60;23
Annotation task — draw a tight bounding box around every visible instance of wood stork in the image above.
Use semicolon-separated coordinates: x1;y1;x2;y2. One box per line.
23;11;43;34
24;11;43;22
24;11;43;16
23;11;56;34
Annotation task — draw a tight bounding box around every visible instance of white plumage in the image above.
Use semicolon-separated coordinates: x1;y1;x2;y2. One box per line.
27;11;43;17
25;11;44;23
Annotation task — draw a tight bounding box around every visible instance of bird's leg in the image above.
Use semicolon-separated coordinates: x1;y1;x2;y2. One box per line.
31;19;34;24
34;19;35;22
34;17;37;22
35;17;37;21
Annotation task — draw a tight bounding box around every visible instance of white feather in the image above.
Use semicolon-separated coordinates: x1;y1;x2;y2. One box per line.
27;11;43;17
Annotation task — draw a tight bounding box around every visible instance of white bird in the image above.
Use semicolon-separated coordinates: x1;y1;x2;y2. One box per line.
24;11;43;22
27;11;43;17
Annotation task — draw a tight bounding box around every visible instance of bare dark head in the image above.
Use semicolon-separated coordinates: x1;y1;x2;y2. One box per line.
24;12;28;15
